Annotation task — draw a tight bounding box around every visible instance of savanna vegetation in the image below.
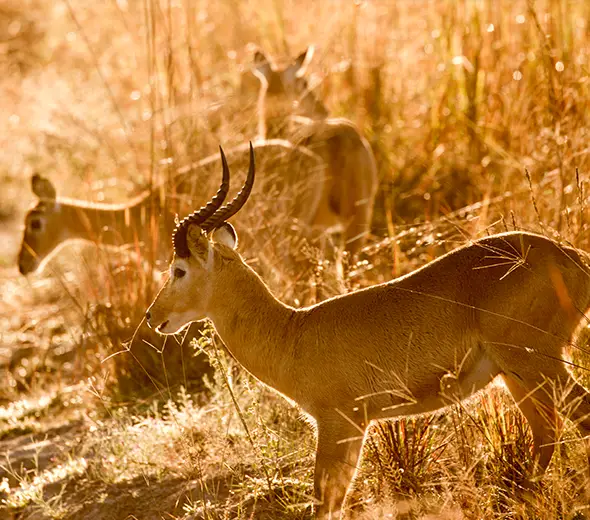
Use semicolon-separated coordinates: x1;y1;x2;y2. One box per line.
0;0;589;518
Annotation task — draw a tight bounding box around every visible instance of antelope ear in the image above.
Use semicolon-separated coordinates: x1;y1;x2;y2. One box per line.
253;50;272;81
31;174;56;201
292;46;314;77
186;224;209;258
212;222;238;249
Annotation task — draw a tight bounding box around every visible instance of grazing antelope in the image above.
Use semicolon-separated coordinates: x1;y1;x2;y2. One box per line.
18;173;173;275
147;145;590;518
252;47;378;255
17;140;323;281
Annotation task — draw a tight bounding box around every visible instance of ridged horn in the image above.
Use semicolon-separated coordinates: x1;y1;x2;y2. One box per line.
172;146;230;257
200;142;256;231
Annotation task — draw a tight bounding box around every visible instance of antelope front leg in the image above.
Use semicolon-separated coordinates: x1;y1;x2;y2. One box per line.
314;419;364;519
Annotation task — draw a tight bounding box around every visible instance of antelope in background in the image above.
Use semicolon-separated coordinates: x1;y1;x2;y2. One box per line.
252;46;378;256
18;172;174;276
17;140;323;285
147;145;590;518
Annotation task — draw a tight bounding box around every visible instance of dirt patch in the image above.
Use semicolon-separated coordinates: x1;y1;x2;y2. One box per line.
61;475;231;520
1;419;85;484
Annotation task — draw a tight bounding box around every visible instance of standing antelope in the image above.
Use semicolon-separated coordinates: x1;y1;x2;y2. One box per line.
252;47;378;255
147;146;590;518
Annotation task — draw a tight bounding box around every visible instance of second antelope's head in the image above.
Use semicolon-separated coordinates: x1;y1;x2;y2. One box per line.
19;174;64;275
252;46;328;126
146;144;255;335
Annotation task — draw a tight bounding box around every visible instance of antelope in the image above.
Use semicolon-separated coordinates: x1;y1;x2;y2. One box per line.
147;145;590;518
18;173;172;275
17;140;323;281
252;47;378;256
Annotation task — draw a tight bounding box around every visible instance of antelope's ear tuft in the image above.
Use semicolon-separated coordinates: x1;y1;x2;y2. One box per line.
212;222;238;250
32;174;57;201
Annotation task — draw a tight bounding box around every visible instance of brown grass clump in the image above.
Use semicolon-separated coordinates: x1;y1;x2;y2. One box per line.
1;0;590;518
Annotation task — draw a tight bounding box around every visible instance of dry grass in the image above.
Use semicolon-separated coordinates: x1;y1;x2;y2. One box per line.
1;0;590;518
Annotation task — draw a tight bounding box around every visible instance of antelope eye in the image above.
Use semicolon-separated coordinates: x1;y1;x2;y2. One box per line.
30;219;42;231
174;267;186;279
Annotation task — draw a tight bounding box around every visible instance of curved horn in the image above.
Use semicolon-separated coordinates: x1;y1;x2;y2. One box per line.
201;142;256;231
172;146;230;257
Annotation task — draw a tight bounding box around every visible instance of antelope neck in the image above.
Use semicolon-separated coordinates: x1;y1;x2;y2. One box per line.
206;258;299;396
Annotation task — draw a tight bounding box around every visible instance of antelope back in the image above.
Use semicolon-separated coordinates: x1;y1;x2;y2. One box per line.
174;141;325;230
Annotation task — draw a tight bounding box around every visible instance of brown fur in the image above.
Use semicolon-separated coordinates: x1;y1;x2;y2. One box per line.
147;228;590;518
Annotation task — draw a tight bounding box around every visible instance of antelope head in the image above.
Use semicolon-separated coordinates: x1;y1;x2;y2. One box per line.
252;46;328;123
19;174;63;275
146;144;255;334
